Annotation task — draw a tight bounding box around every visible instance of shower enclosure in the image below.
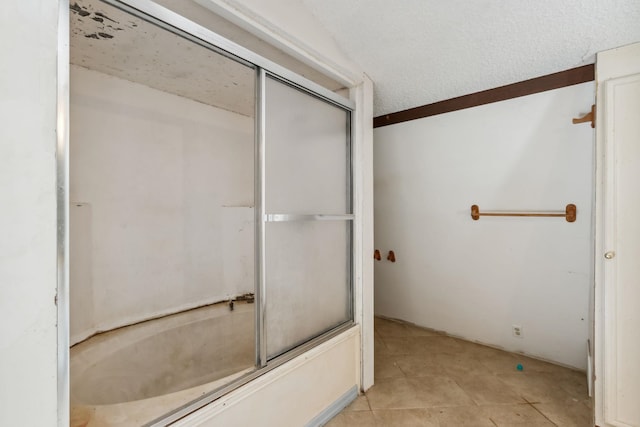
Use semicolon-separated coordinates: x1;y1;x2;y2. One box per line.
67;0;355;425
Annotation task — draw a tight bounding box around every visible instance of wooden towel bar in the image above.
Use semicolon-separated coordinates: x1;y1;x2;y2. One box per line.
471;204;576;223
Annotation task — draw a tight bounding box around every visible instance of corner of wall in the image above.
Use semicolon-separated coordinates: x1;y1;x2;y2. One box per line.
194;0;362;87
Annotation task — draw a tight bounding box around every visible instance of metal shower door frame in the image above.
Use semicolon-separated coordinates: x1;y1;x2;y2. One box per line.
57;0;356;425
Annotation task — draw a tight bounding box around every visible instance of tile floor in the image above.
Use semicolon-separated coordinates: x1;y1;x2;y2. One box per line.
327;317;592;426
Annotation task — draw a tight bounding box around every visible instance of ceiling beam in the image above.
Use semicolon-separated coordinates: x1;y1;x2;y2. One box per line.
374;64;594;128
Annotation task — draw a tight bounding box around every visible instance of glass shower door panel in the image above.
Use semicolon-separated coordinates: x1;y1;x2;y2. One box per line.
265;220;351;358
263;75;352;359
265;76;350;215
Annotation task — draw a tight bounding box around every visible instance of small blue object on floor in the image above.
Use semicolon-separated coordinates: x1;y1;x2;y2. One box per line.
517;363;524;371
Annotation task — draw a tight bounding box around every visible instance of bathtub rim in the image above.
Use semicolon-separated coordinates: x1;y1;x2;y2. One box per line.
69;294;255;347
70;301;255;406
70;297;252;349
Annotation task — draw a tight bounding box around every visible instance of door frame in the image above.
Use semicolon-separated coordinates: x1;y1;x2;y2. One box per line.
593;41;640;427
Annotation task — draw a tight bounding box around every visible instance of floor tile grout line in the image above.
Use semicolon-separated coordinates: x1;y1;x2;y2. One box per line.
449;376;486;408
523;397;559;426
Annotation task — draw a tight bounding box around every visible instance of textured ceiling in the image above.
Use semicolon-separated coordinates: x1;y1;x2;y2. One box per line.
301;0;640;116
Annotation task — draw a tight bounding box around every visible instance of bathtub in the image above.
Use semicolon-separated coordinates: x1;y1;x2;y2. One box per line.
70;301;254;426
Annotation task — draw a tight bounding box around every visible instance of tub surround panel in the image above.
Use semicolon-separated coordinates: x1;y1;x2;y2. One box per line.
374;82;594;369
172;326;361;427
70;65;255;344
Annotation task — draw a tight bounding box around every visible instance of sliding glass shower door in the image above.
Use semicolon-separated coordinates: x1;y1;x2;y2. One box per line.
65;1;355;423
261;74;353;360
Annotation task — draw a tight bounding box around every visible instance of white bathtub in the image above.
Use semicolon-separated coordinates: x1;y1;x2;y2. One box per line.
70;301;254;426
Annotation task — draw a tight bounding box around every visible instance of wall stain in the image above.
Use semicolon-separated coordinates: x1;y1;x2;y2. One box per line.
98;32;114;39
84;33;100;40
92;16;104;23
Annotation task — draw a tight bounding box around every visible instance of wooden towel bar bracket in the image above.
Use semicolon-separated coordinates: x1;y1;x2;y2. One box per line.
572;104;596;128
471;204;576;223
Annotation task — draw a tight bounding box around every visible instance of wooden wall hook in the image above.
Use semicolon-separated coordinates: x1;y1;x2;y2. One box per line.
374;249;381;261
572;104;596;128
387;250;396;262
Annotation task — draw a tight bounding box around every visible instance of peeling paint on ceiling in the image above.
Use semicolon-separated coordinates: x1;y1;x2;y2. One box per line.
302;0;640;116
70;0;255;116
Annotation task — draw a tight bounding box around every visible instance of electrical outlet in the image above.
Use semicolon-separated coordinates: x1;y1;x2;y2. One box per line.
512;325;523;338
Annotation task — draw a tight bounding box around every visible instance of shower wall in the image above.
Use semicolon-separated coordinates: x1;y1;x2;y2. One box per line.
70;65;254;344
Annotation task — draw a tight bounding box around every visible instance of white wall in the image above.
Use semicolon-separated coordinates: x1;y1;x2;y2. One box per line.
70;65;254;344
374;82;594;369
0;1;61;426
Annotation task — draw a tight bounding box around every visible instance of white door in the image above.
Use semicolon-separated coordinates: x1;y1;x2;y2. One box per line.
595;41;640;427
